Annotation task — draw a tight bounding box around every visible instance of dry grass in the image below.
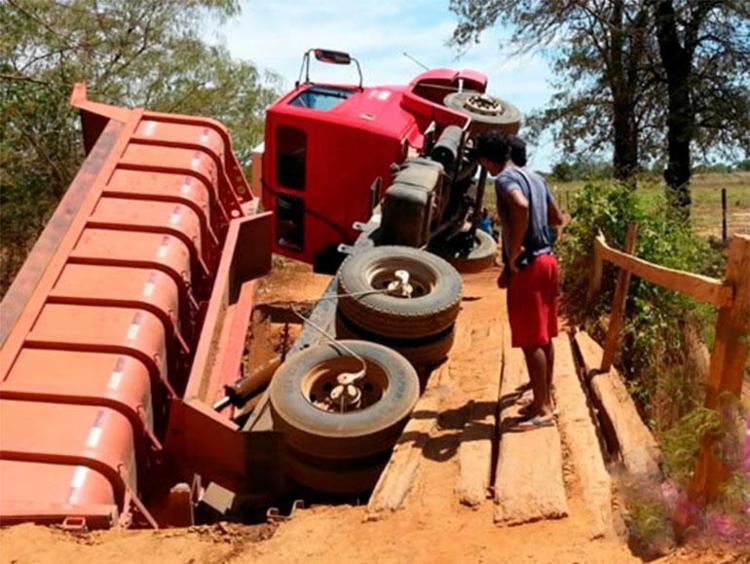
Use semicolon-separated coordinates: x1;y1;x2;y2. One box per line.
483;172;750;239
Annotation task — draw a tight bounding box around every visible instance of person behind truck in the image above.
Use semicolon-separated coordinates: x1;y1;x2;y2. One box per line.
479;207;493;236
476;130;565;430
509;135;528;167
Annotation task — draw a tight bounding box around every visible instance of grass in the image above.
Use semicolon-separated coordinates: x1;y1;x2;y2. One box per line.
484;171;750;238
625;492;675;558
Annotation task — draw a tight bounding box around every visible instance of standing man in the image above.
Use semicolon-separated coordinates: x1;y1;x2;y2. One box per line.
476;131;564;429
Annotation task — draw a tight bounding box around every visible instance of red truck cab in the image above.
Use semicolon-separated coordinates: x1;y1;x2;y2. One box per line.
261;49;487;271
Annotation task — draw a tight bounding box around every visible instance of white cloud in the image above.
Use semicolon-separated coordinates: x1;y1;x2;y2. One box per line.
214;0;557;170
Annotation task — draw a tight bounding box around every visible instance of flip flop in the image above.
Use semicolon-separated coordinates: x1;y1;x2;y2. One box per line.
519;403;560;417
517;392;559;416
516;391;534;407
512;414;555;431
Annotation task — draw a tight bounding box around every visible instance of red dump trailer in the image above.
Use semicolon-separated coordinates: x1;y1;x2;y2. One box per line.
0;84;273;528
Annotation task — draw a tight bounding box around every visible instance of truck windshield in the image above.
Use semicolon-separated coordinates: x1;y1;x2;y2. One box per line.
289;86;353;111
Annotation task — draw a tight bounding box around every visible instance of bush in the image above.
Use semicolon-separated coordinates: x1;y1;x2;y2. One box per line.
550;159;614;182
560;182;749;548
558;182;725;429
624;488;675;559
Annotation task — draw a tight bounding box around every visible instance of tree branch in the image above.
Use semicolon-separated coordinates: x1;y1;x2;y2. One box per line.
0;72;50;85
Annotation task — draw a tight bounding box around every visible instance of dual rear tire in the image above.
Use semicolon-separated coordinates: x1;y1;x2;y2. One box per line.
440;229;497;274
269;340;420;494
336;246;462;370
335;313;455;371
269;246;464;494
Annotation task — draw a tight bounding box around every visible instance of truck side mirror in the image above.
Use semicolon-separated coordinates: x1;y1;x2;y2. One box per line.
298;48;363;90
314;49;351;65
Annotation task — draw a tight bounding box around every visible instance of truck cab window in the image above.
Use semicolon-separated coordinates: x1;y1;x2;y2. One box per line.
276;126;306;190
289;86;353;111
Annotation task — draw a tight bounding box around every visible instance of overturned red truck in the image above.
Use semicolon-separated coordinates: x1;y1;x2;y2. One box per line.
261;49;521;271
0;49;521;528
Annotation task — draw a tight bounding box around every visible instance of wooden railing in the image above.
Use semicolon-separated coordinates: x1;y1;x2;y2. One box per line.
588;224;750;504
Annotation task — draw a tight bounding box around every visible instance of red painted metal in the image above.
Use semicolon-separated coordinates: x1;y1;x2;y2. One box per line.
27;303;173;397
262;66;480;268
0;460;118;527
164;213;272;493
105;169;219;248
0;83;271;528
70;228;202;318
0;401;138;512
89;197;211;277
1;349;155;448
47;264;189;354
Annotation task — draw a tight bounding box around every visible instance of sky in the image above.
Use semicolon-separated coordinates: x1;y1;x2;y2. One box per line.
211;0;557;171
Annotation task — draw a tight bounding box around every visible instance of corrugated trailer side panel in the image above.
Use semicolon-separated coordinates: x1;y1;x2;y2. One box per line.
0;84;266;529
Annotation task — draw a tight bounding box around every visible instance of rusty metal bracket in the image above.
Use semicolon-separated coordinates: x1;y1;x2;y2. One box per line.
265;499;304;522
61;515;89;532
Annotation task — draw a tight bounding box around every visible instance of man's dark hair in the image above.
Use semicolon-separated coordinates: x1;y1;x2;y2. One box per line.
475;129;511;164
509;135;527;166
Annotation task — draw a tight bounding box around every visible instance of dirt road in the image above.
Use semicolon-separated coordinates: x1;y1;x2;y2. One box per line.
0;261;744;563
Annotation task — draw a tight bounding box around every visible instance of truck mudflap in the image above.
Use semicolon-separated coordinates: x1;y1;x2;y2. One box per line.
0;83;272;528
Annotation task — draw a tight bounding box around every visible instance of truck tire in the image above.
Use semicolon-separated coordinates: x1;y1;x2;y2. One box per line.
283;449;390;494
444;91;522;135
269;340;420;460
337;246;462;339
443;230;497;273
335;312;455;369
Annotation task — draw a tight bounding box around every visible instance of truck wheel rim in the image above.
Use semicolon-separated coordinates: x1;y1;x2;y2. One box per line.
364;259;436;299
301;356;388;413
464;93;504;116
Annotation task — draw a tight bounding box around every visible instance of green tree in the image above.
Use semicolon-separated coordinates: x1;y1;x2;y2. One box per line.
451;0;656;183
450;0;750;214
551;159;614;182
651;1;750;220
1;0;279;294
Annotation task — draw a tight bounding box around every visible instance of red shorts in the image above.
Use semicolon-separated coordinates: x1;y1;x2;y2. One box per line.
507;253;559;348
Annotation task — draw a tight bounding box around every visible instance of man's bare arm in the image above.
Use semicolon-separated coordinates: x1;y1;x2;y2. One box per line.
507;189;529;269
548;197;564;226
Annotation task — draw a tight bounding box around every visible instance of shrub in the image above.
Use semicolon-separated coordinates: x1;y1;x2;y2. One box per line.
559;182;747;545
550;159;614;182
625;489;675;559
558;182;725;428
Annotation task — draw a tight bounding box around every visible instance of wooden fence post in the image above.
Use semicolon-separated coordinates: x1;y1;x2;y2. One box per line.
600;223;639;372
690;234;750;503
587;233;605;304
721;188;728;243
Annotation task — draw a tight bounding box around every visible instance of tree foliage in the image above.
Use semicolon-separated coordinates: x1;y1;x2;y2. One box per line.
450;0;750;208
0;0;279;294
652;0;750;219
451;0;658;182
550;159;614;182
556;181;724;429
